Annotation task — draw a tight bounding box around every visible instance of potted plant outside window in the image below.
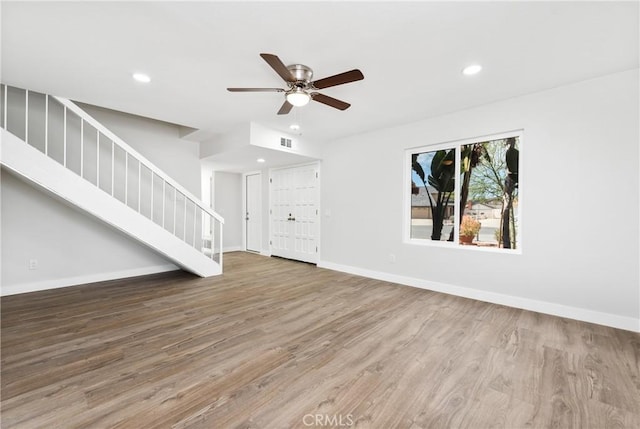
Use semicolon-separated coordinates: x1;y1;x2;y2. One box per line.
460;215;481;244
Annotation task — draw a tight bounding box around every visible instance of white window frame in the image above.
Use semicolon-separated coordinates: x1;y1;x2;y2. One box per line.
404;130;523;254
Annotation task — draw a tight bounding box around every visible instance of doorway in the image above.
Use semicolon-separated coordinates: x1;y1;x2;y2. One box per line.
245;172;262;253
270;163;319;264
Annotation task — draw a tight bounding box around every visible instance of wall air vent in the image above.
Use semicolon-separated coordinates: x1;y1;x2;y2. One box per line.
280;137;292;148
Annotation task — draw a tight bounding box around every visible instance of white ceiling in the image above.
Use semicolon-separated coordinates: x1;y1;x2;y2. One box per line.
2;1;638;166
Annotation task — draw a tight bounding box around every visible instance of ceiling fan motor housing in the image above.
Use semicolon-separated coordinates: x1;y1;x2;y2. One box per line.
287;64;313;85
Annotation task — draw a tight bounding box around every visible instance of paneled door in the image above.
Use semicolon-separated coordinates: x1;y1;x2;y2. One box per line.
270;163;318;263
245;173;262;253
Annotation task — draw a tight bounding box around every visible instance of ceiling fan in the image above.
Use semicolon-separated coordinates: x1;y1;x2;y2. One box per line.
227;53;364;115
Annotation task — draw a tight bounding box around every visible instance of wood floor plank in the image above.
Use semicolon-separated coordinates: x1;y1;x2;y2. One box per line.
2;252;639;428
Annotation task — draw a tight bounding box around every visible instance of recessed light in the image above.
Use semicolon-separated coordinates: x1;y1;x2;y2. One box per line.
133;73;151;83
289;124;300;131
257;158;266;163
462;64;482;76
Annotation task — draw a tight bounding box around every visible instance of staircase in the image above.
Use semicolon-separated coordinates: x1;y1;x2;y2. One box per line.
0;84;224;277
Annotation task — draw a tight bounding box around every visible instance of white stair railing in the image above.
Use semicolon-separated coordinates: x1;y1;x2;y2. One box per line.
1;84;224;269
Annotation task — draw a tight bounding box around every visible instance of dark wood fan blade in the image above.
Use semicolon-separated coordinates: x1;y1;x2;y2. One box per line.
260;53;295;83
311;93;351;110
311;69;364;89
277;100;293;115
227;88;285;92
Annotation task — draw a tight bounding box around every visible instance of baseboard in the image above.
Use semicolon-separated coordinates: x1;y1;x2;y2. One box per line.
0;264;179;296
318;260;640;333
223;246;244;253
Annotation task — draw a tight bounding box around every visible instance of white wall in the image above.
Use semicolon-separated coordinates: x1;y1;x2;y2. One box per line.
320;69;640;331
199;123;249;159
250;122;322;159
1;103;204;294
213;171;243;251
1;170;176;294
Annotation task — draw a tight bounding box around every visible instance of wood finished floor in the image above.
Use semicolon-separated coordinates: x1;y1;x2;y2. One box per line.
1;252;639;429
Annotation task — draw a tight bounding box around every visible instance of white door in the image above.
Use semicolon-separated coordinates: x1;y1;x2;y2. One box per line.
245;173;262;253
270;163;318;263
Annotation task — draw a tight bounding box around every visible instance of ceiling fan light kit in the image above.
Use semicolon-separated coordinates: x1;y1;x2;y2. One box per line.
286;87;310;106
227;53;364;115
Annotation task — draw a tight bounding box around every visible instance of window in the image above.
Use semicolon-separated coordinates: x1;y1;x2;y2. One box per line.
407;132;521;251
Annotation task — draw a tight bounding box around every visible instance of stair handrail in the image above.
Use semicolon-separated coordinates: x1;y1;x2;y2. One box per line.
53;96;224;224
2;83;224;271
